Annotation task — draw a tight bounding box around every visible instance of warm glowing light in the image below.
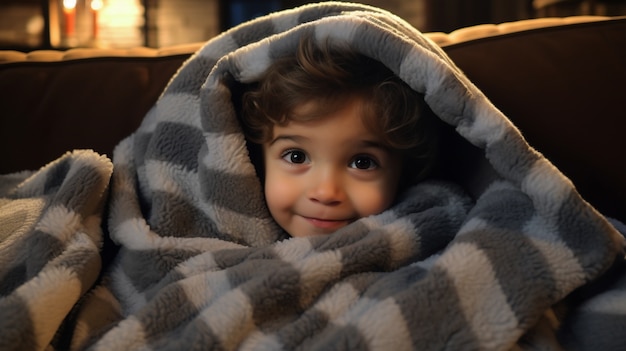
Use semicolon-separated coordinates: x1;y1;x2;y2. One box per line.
63;0;77;38
100;0;144;27
96;0;144;48
63;0;77;10
91;0;104;11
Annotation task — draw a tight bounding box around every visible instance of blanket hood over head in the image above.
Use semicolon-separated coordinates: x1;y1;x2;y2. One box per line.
112;1;618;245
1;2;624;351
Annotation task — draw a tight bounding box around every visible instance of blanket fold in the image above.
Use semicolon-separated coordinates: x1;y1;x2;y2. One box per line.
0;150;112;350
1;2;624;350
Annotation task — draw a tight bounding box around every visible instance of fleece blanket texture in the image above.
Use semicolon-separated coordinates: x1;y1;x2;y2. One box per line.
1;2;625;350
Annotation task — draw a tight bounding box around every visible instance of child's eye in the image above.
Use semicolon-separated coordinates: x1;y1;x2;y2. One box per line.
281;150;309;164
349;156;379;170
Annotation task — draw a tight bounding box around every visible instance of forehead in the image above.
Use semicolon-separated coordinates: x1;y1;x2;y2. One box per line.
272;97;383;144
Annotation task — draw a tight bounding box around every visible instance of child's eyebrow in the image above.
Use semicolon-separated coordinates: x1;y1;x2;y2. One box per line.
269;134;390;152
360;140;384;148
268;134;309;146
358;140;392;152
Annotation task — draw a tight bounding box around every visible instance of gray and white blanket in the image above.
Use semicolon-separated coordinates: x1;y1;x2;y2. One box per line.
1;2;625;350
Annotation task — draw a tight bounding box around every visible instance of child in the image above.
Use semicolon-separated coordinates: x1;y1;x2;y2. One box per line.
241;36;439;238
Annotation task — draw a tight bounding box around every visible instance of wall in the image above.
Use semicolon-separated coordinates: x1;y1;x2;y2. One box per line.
146;0;219;47
2;0;626;50
0;1;44;50
146;0;427;48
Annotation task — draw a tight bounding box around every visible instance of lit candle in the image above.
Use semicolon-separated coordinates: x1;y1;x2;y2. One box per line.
63;0;77;37
91;0;104;40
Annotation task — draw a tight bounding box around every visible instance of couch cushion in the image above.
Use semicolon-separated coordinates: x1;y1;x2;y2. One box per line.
441;17;626;220
0;54;192;174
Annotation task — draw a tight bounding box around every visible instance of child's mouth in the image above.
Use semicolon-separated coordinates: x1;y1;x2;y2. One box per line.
303;216;353;230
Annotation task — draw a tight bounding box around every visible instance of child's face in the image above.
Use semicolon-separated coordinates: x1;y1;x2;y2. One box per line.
262;97;402;237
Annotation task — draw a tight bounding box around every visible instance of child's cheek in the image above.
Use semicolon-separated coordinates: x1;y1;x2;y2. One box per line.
357;192;389;217
264;170;298;214
351;180;398;217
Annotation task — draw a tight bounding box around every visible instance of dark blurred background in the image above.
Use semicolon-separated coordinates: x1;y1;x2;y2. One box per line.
1;0;625;51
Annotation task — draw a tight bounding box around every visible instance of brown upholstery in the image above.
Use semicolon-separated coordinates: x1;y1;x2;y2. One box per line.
443;18;625;220
0;55;191;173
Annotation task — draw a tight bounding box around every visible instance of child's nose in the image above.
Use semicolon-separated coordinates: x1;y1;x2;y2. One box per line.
308;170;344;205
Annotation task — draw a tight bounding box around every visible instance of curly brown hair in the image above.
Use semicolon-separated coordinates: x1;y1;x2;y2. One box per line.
241;35;439;185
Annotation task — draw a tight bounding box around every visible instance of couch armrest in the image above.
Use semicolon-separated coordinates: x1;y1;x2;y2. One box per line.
0;16;613;63
0;42;205;63
425;15;615;45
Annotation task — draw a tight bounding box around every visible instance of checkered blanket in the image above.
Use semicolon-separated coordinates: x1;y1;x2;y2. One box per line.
1;2;624;350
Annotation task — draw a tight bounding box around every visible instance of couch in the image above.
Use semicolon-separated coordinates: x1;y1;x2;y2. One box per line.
1;15;624;223
1;8;625;349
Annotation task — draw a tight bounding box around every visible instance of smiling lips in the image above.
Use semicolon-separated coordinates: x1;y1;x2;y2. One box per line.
303;216;354;230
